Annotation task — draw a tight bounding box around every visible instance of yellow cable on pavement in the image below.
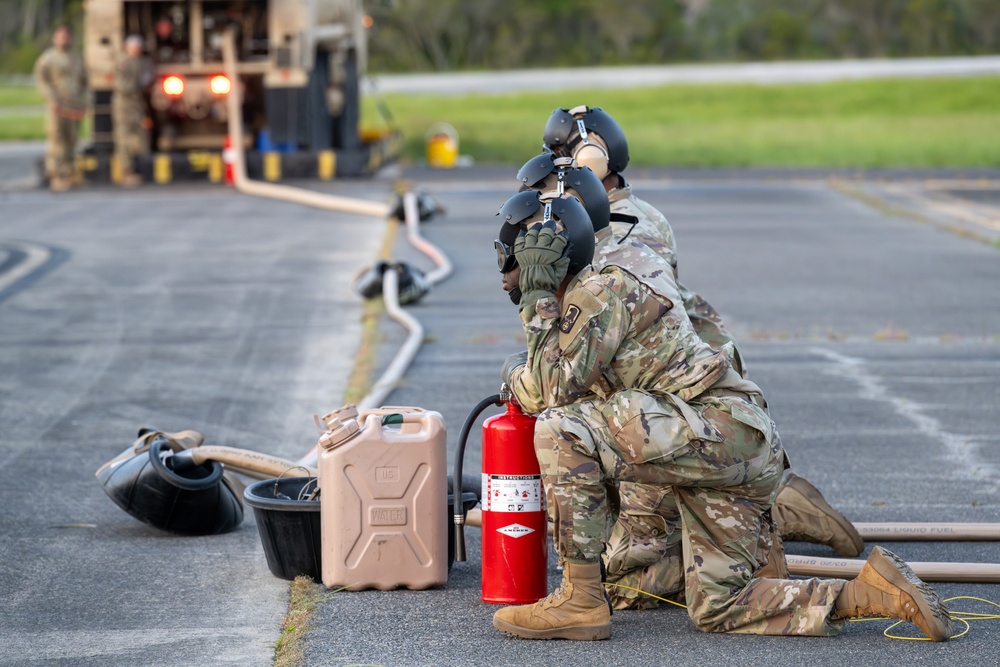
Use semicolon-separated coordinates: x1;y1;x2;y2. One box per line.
603;584;1000;641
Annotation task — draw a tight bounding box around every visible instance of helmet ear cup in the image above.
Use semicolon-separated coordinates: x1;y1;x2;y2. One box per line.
574;143;610;180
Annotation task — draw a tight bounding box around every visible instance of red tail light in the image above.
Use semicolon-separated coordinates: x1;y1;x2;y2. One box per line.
209;75;232;96
162;75;185;96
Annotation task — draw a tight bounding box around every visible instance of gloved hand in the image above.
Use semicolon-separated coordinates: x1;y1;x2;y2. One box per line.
501;350;528;387
515;220;570;306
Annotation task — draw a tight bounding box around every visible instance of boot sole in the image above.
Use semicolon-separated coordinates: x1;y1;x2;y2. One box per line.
867;546;952;642
784;472;864;557
493;616;611;641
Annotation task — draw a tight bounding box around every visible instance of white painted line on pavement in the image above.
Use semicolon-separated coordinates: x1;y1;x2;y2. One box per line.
811;347;994;480
0;240;52;294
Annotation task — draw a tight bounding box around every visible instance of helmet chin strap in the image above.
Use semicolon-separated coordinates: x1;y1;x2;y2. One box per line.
508;286;522;305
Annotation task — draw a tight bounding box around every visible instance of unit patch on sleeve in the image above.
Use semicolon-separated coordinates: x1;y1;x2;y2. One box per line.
559;305;581;334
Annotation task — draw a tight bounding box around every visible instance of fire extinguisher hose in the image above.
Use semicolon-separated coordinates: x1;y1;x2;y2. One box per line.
452;393;504;564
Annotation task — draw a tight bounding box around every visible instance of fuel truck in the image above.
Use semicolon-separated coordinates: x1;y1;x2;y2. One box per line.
80;0;398;182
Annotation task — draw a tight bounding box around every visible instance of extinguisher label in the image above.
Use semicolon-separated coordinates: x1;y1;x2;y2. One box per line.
497;523;535;538
482;474;543;512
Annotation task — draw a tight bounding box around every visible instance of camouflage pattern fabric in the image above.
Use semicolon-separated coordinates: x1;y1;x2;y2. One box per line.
34;46;87;179
113;54;152;177
603;481;685;609
607;180;738;358
602;180;747;609
601;477;790;609
509;228;733;417
509;231;849;635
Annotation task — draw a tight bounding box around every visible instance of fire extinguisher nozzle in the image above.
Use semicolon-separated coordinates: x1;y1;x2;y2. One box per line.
453;522;467;563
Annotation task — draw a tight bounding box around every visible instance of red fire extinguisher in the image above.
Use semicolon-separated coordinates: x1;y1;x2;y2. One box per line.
453;390;548;605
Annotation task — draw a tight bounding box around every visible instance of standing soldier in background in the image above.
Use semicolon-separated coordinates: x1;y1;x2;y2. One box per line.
114;35;153;187
33;25;88;192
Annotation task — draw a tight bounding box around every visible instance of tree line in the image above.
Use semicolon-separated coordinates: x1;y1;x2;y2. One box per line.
0;0;79;74
367;0;1000;71
2;0;998;75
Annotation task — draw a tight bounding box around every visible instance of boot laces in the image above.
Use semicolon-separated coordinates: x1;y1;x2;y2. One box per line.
540;581;569;607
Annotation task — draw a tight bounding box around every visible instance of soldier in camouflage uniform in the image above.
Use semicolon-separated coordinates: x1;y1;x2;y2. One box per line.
490;191;951;641
114;36;153;186
536;106;863;610
34;25;88;192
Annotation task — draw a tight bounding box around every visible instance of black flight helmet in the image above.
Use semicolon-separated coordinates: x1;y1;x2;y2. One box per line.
495;191;595;277
542;105;629;177
516;153;610;233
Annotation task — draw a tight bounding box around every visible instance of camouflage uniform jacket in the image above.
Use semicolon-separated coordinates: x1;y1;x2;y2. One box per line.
608;177;739;357
510;227;734;417
34;46;88;115
115;54;152;99
607;179;678;271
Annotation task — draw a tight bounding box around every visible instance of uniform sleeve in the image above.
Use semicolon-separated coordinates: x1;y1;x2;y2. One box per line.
509;276;629;412
34;52;54;100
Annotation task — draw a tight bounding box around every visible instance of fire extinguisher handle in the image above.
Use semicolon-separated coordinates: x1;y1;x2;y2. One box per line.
452;393;505;563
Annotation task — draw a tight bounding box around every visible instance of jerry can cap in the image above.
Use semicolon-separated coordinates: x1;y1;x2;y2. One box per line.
318;418;360;450
314;403;360;433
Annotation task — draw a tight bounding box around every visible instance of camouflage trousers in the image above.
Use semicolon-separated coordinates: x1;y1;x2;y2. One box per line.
534;388;848;635
44;109;80;179
113;96;148;177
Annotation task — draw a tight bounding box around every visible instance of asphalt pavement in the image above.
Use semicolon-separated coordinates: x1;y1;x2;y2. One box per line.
1;151;999;666
303;165;1000;666
0;170;393;666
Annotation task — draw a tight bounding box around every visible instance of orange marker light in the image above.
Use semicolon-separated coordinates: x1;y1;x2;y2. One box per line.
209;75;232;96
162;75;185;96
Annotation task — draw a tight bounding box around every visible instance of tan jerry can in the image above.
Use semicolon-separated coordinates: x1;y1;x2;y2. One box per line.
318;408;447;590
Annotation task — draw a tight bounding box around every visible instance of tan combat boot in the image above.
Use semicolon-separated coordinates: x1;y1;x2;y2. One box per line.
834;546;951;641
772;471;864;557
493;561;611;640
49;176;71;192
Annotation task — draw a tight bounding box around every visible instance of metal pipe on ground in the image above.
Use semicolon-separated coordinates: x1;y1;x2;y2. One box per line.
463;510;1000;543
855;523;1000;541
466;509;1000;582
786;555;1000;583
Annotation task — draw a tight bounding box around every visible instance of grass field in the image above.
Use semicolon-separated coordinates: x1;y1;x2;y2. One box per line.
3;76;998;166
0;85;42;107
362;76;1000;167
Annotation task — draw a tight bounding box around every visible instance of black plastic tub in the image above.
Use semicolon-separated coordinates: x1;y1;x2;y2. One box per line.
245;477;321;581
